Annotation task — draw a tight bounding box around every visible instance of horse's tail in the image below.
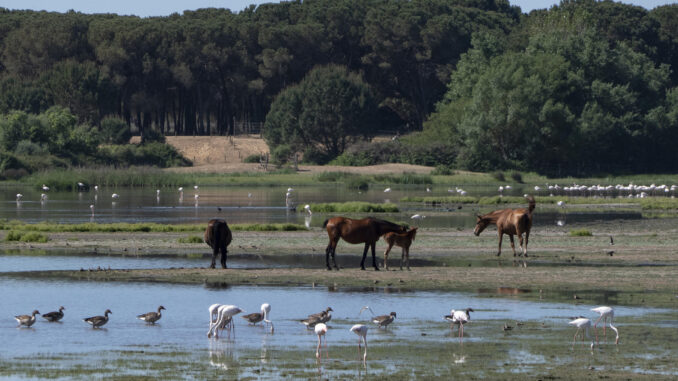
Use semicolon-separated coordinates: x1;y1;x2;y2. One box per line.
212;220;223;247
322;219;329;229
526;195;536;214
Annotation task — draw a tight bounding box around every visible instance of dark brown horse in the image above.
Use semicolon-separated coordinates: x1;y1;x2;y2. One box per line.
323;217;407;271
474;195;535;257
204;219;233;268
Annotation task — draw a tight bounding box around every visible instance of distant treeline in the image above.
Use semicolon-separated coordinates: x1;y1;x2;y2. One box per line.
1;0;677;175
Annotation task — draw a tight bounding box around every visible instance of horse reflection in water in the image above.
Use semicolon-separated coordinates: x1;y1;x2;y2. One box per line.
323;217;407;271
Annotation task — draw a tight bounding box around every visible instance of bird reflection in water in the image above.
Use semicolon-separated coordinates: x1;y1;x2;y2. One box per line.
208;340;237;371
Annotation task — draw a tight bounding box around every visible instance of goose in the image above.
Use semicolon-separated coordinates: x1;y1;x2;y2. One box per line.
137;306;165;324
309;307;333;323
372;311;397;328
300;312;326;329
42;306;65;322
15;310;40;327
83;309;112;328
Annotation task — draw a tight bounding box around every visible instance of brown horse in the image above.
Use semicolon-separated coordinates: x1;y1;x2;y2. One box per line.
323;217;407;271
204;219;233;268
382;227;418;271
474;195;535;257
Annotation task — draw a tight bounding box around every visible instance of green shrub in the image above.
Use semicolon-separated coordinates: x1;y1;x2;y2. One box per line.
569;229;592;237
309;202;399;213
98;142;191;168
432;165;454;175
346;177;369;190
271;144;292;164
243;154;262;163
99;117;131;144
491;171;506;181
510;171;523;183
178;235;204;243
372;172;433;185
4;230;48;242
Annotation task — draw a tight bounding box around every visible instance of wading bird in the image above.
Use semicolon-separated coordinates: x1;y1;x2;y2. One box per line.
16;193;22;202
111;193;119;199
372;312;397;329
83;309;112;328
591;306;619;344
15;310;40;327
350;324;368;365
304;204;312;215
42;184;49;191
208;305;242;339
137;306;165;324
445;308;474;341
42;306;65;322
568;316;594;349
242;303;273;332
314;323;328;360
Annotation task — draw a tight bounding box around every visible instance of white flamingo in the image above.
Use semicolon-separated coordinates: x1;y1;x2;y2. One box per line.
568;317;595;349
90;204;94;216
40;193;47;201
16;193;22;202
383;187;391;193
314;323;328;360
410;214;425;220
42;184;49;191
350;324;368;365
304;204;312;215
444;308;474;341
208;305;242;339
591;306;619;345
111;193;119;199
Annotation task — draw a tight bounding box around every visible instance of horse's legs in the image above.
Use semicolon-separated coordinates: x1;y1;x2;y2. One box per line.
210;245;218;269
331;245;339;270
509;235;516;256
524;230;530;257
360;243;369;270
400;247;405;270
220;243;228;269
371;242;379;271
383;242;394;271
496;230;503;256
406;247;411;271
518;233;524;257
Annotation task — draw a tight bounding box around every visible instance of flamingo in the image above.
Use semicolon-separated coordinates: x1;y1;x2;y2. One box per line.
557;200;565;207
304;204;312;215
350;324;368;365
287;187;294;192
194;185;199;191
16;193;22;201
156;189;160;196
42;184;49;191
568;317;595;349
591;306;619;344
90;204;94;216
444;308;474;340
410;214;425;220
384;187;391;193
40;193;47;201
208;305;243;339
314;323;328;360
178;187;184;193
111;193;119;199
94;185;98;192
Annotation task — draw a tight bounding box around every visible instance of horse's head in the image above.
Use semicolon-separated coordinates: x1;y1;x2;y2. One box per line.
474;215;489;236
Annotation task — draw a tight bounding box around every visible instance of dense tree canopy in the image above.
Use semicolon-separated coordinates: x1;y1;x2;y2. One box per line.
1;0;678;174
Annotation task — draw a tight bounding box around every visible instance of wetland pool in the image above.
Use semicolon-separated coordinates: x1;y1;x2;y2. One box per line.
0;278;676;379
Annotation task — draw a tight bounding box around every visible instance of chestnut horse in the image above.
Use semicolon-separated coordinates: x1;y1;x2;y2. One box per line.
204;219;233;268
474;195;535;257
323;217;407;271
382;227;418;271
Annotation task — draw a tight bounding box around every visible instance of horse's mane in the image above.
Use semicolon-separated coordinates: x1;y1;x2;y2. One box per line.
367;217;403;235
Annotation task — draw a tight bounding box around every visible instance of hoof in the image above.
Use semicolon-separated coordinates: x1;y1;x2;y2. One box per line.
407;268;411;271
496;253;501;257
374;267;380;271
327;267;333;271
334;266;340;271
209;265;216;269
360;267;366;271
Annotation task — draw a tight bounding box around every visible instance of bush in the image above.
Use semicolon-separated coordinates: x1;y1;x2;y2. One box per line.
346;177;369;190
4;231;48;242
510;171;523;183
569;229;592;237
14;140;48;156
491;171;506;181
302;146;331;164
271;144;292;164
178;235;204;243
99;117;131;144
98;143;191;168
141;128;166;144
243;154;262;163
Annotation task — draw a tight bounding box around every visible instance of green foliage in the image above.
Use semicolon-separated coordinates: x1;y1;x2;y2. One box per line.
178;235;204;244
569;229;593;237
263;65;378;160
0;221;307;233
98;143;191;168
491;172;506;182
243;154;262;163
309;202;399;213
346;177;369;191
509;171;523;183
271;144;293;165
4;230;48;242
99;117;131;144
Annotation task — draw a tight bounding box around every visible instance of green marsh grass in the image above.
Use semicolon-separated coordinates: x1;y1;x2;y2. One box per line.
569;228;593;237
308;202;399;213
0;221;307;233
4;230;49;242
177;235;204;244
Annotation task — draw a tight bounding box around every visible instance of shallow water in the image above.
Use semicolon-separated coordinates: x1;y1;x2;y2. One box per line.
0;279;675;378
0;185;648;228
